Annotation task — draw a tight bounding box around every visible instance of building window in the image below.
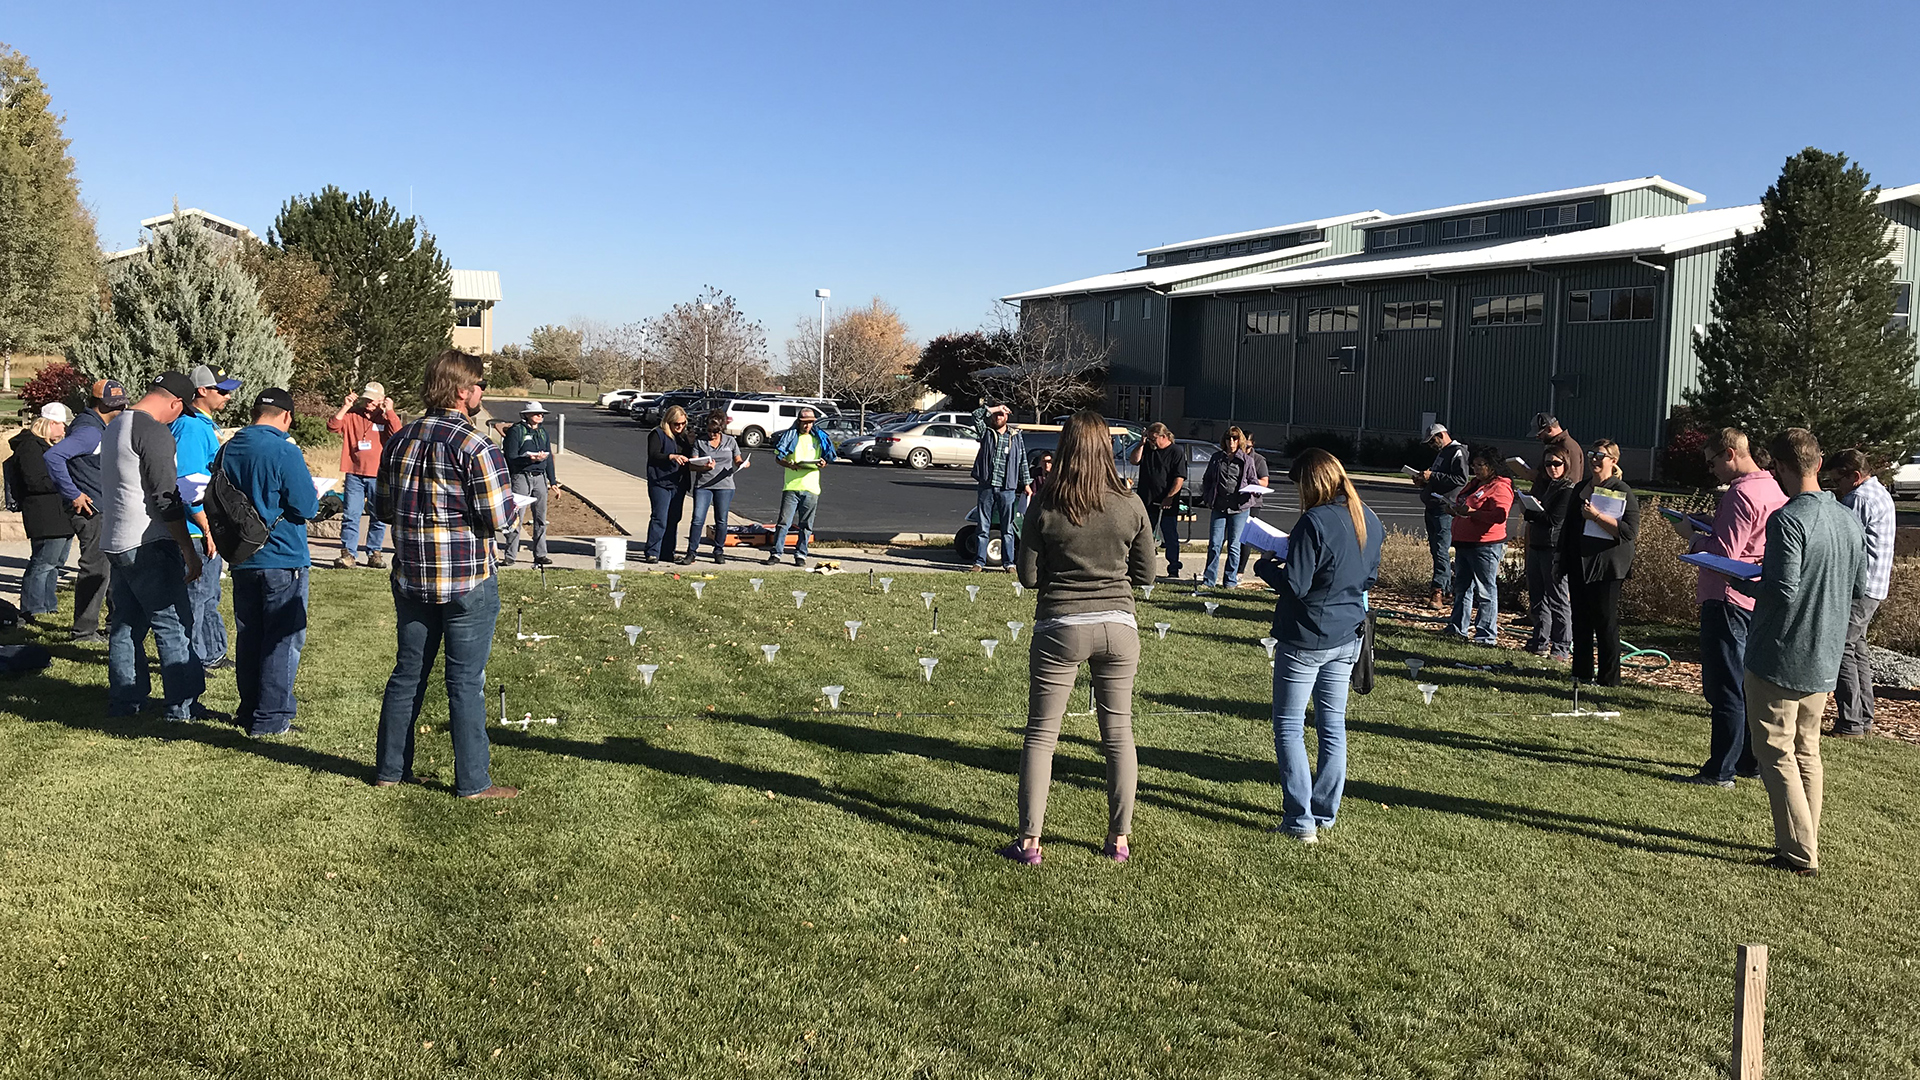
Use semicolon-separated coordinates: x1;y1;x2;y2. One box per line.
454;302;484;328
1568;286;1657;323
1187;250;1205;262
1891;283;1912;332
1299;228;1324;243
1208;245;1227;258
1245;309;1289;336
1147;254;1167;266
1372;225;1425;250
1440;215;1496;241
1108;299;1122;321
1525;201;1596;230
1469;293;1544;326
1142;297;1153;320
1381;300;1444;330
1229;242;1248;256
1251;238;1271;252
1306;305;1360;333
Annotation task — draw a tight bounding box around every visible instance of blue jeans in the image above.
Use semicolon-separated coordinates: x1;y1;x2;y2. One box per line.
1141;496;1183;575
185;547;226;665
376;576;499;796
1271;636;1363;837
1448;541;1503;644
690;486;735;555
1699;601;1757;781
1424;504;1452;593
233;567;309;736
774;490;818;558
106;541;205;720
339;474;386;558
22;536;71;615
645;481;686;560
974;486;1019;567
1204;510;1249;587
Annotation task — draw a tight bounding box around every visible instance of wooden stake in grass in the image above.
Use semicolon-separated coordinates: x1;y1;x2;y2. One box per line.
1732;943;1767;1080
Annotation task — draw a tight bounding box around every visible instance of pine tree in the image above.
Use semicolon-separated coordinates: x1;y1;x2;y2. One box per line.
68;211;293;413
1687;148;1920;462
270;187;452;405
0;43;100;389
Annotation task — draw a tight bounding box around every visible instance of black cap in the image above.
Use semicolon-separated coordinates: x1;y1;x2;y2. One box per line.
253;387;295;415
150;371;196;402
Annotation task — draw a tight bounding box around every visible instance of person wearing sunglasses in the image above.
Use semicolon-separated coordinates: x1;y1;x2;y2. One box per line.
686;409;747;564
1561;440;1639;687
1520;453;1575;659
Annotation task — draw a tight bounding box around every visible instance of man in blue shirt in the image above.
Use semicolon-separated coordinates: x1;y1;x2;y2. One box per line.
44;379;128;642
219;388;318;737
171;364;243;672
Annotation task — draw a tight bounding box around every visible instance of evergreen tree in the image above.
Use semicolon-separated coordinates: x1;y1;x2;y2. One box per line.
236;239;342;399
68;211;293;414
1687;148;1920;462
270;186;452;405
0;43;100;389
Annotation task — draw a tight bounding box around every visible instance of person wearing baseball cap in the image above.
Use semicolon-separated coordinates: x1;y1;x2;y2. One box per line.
171;366;245;674
1415;421;1470;609
501;401;561;567
217;387;319;736
99;371;206;720
43;379;130;641
327;380;403;569
6;402;76;623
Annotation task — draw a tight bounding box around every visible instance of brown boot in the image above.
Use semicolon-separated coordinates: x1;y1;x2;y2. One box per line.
1428;588;1446;610
334;553;357;569
364;552;387;569
460;785;519;800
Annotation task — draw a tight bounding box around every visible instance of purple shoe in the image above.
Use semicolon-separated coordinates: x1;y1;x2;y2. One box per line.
996;840;1042;866
1101;840;1130;863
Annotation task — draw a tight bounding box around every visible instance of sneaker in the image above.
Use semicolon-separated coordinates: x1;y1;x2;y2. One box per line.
333;553;357;569
1528;644;1552;657
533;556;555;568
1675;773;1736;789
1101;840;1130;864
363;552;388;569
204;658;236;673
251;724;303;738
793;555;806;568
765;552;781;565
995;839;1042;866
70;630;106;644
1267;823;1316;843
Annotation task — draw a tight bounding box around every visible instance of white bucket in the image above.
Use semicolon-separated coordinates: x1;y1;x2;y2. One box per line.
594;537;627;570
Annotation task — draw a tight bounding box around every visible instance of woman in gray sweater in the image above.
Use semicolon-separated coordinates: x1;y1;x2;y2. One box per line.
1005;411;1157;865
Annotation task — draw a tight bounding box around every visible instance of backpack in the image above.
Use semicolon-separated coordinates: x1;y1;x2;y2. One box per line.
204;446;272;566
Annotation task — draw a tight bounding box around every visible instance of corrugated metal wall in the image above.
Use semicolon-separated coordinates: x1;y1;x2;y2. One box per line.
1235;294;1293;424
1450;270;1557;441
1549;262;1669;447
1168;297;1240;419
1290;287;1367;432
1324;220;1374;256
1089;289;1165;385
1607;187;1692;223
1665;245;1726;414
1362;282;1451;435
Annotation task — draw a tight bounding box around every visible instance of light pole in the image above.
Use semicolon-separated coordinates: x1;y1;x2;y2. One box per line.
814;288;830;399
700;302;716;392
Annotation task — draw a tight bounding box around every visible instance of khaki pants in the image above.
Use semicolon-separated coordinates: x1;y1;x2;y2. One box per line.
1744;671;1827;869
1018;621;1140;840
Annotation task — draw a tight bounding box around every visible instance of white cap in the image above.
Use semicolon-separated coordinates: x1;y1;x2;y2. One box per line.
40;402;73;424
362;381;386;400
520;400;547;415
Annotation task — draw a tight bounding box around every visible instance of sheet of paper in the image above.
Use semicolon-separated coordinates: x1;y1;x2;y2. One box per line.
1401;464;1421;476
1679;551;1762;580
1241;516;1289;558
509;492;538;515
1583;491;1627;538
177;473;211;505
1237;483;1270;494
1517;493;1544;513
688;456;715;467
312;477;338;498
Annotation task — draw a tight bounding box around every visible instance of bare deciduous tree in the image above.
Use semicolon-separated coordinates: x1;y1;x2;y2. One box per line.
640;286;770;393
974;302;1110;422
784;297;919;425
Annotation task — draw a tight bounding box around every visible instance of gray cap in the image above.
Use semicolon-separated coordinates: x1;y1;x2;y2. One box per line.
1424;422;1448;439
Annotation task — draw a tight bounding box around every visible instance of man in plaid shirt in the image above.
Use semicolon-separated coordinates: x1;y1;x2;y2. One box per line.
1830;449;1895;738
372;349;517;799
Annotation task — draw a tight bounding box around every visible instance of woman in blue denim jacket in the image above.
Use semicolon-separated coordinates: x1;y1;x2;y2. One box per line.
1252;449;1383;843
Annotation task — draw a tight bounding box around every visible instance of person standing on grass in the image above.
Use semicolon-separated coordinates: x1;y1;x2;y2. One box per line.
171;365;243;675
1732;429;1865;878
967;402;1031;573
372;349;517;800
1128;423;1186;579
1827;448;1893;739
5;403;74;625
218;388;318;738
44;380;128;643
1236;441;1273;587
1674;428;1786;788
769;408;835;569
1520;451;1575;660
1253;449;1382;844
687;409;747;565
501;402;561;568
644;405;693;565
1003;410;1156;866
100;371;205;721
1444;448;1513;647
1561;440;1639;687
1199;427;1258;591
326;381;402;570
1415;422;1470;610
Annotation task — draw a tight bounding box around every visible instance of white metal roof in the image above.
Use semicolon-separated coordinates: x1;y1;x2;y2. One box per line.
1137;212;1387;256
1179;205;1766;294
1357;177;1708;230
1878;183;1920;209
449;268;503;302
1001;243;1330;302
138;207;259;240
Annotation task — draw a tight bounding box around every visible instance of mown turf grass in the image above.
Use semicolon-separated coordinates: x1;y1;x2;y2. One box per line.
2;568;1918;1078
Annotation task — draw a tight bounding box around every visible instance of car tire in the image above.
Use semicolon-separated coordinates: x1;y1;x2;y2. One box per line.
955;524;979;562
907;447;932;470
984;534;1005;564
741;427;767;449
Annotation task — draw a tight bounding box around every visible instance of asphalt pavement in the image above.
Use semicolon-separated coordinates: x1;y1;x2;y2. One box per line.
543;401;1452;541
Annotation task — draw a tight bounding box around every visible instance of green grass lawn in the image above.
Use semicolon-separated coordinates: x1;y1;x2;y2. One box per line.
3;569;1919;1078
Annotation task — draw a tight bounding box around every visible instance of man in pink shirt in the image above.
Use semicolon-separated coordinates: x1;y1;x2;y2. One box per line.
326;381;403;569
1675;428;1788;788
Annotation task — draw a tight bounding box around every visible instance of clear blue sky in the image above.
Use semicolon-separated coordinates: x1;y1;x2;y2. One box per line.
15;1;1920;359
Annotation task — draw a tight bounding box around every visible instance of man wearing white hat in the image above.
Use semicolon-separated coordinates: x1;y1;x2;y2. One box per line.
501;401;560;566
327;381;403;569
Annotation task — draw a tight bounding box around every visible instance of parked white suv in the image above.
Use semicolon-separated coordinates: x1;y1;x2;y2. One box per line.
597;388;641;408
718;397;841;448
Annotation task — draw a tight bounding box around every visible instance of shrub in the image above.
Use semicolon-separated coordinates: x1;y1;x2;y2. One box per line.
19;360;88;419
1375;528;1433;596
1870;559;1920;655
1659;408;1715;490
1284;430;1355;462
289;413;334;448
1358;435;1429;470
488;352;530;391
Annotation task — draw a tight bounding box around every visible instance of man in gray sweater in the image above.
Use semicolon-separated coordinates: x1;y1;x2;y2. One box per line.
99;372;207;720
1733;428;1865;877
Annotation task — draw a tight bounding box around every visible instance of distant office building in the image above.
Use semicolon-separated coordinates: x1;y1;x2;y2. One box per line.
1005;177;1920;474
450;269;502;355
105;207;260;262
